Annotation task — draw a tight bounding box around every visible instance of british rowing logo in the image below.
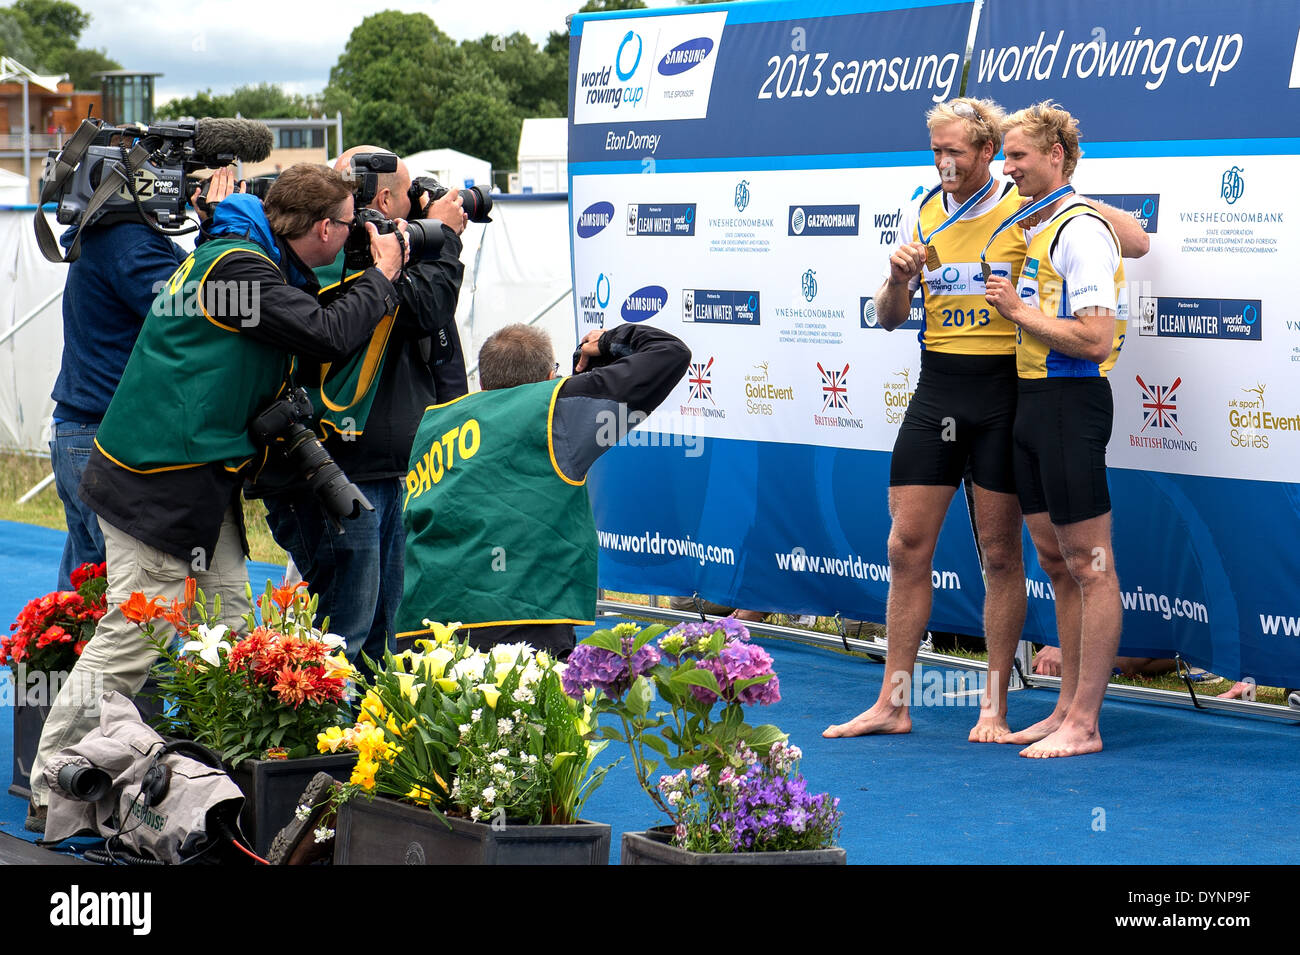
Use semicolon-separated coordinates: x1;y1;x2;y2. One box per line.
1137;375;1181;433
687;357;715;403
819;362;851;413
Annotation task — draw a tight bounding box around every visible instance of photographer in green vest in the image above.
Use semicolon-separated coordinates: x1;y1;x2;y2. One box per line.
26;163;410;829
395;322;690;655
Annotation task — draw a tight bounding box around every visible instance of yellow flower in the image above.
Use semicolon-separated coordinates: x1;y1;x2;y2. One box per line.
434;677;459;693
317;726;349;754
394;671;424;704
358;690;387;726
354;724;398;763
419;620;463;646
350;757;378;791
418;646;456;680
476;683;501;709
323;653;357;682
406;785;436;805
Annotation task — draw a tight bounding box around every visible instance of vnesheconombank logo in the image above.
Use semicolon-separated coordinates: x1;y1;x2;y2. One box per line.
658;37;714;75
788;204;860;236
576;201;615;238
622;285;668;323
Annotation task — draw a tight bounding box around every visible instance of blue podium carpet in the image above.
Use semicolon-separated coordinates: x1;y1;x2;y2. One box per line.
3;519;1298;864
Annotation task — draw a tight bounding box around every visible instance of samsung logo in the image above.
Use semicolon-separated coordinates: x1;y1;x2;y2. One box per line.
576;201;615;238
622;285;668;323
658;37;714;76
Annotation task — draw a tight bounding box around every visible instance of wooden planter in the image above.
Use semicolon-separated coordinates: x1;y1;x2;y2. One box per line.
9;678;166;800
227;753;354;857
621;828;847;865
333;794;610;865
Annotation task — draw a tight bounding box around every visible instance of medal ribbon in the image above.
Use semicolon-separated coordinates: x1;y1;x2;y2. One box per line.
914;175;997;246
980;184;1075;265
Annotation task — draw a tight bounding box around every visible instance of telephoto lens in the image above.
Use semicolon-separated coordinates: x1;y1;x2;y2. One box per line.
56;761;112;802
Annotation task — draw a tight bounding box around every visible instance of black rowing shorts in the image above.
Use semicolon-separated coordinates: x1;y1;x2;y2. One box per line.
889;351;1018;494
1013;376;1114;525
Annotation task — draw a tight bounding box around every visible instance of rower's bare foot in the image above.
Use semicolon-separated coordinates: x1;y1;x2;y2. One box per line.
969;713;1010;742
824;705;911;738
995;712;1065;745
1019;723;1102;758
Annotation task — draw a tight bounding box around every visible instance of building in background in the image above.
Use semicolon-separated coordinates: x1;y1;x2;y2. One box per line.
513;117;566;194
0;57;102;203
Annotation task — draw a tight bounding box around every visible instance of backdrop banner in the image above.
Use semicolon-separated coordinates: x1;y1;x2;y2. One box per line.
570;0;1300;687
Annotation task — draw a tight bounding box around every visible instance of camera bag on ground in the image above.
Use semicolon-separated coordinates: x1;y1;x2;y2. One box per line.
42;691;252;864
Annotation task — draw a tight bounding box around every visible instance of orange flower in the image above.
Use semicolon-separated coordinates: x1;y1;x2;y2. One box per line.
271;580;309;611
120;592;166;624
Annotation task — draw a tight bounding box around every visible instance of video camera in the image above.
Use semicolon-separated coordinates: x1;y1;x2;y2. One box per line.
342;151;447;272
35;116;274;263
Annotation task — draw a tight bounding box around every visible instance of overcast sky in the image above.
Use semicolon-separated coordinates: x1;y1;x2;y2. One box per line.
76;0;682;105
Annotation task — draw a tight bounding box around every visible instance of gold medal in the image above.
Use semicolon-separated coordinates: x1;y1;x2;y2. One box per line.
925;245;941;271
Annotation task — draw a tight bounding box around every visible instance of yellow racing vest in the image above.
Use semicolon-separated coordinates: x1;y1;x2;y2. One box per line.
916;182;1025;355
1014;202;1128;379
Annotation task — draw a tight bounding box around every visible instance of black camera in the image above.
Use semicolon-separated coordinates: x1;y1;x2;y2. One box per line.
342;152;445;272
36;116;273;251
250;387;373;532
408;175;493;223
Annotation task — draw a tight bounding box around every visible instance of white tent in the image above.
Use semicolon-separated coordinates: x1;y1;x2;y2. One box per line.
402;148;493;191
516;118;568;194
0;168;30;206
0;196;576;454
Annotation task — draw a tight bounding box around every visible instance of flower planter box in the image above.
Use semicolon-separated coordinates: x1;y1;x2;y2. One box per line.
333;794;610;865
228;753;355;857
620;828;847;865
8;678;166;800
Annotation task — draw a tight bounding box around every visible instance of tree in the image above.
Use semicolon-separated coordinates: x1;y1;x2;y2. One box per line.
0;9;37;63
463;31;565;119
432;89;521;173
577;0;646;10
8;0;87;68
49;46;119;89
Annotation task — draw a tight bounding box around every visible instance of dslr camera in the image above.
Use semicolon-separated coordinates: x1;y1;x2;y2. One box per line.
407;175;493;224
250;387;373;532
342;151;447;272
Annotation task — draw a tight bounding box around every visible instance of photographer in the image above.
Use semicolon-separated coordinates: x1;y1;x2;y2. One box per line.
26;163;409;829
256;146;469;664
395;322;690;656
48;168;238;590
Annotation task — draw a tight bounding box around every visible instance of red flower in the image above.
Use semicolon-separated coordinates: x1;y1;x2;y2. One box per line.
120;592;166;624
272;666;313;707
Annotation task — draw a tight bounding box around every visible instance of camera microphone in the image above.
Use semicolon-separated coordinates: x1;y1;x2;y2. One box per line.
191;117;274;163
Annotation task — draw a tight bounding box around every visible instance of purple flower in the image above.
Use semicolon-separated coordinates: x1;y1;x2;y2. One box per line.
688;639;780;706
562;635;661;700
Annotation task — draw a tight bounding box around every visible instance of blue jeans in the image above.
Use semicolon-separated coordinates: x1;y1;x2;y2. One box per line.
262;477;405;663
50;420;107;591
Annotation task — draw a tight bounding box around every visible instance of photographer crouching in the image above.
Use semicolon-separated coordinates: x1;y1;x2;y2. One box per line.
25;163;409;831
252;146;477;664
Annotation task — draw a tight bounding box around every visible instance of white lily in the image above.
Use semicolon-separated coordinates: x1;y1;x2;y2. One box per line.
180;624;231;668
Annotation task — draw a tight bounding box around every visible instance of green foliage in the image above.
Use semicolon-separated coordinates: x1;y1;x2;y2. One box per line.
155;83;318;121
578;0;647;11
0;9;37;63
48;45;119;90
